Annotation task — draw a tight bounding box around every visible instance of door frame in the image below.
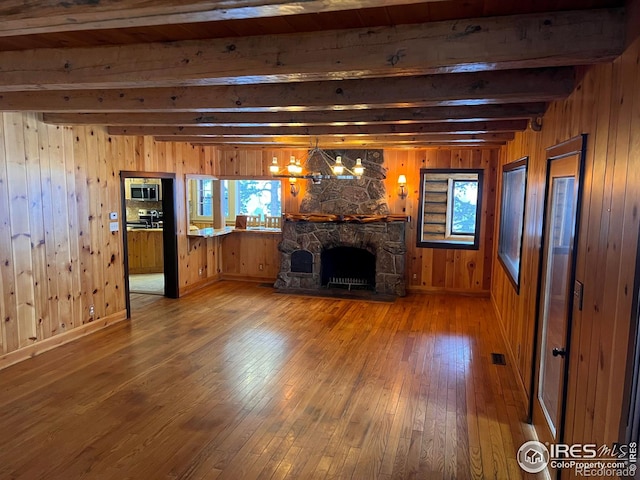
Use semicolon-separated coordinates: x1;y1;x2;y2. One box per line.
120;171;179;318
529;134;587;446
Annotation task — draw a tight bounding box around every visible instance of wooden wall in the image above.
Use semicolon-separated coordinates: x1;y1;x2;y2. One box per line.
214;146;498;292
384;148;498;294
0;112;220;365
492;36;640;455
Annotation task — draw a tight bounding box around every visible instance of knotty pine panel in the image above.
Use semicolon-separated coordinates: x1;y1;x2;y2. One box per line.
0;113;220;359
221;232;280;281
492;36;640;463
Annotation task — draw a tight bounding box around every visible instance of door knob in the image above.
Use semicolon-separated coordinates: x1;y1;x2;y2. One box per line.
552;347;567;358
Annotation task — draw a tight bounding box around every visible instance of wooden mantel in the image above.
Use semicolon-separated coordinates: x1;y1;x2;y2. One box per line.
283;213;409;223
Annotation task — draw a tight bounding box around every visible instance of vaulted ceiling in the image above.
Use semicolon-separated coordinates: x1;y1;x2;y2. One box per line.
0;0;628;148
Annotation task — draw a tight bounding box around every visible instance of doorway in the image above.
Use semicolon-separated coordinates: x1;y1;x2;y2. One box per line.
531;135;586;478
120;171;179;317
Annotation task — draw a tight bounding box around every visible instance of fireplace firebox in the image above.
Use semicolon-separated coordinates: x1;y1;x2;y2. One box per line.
321;247;375;290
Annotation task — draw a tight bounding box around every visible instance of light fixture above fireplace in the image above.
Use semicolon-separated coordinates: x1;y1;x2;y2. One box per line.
269;143;365;184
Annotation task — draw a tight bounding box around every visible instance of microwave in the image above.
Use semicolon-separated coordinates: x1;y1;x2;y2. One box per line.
130;183;160;201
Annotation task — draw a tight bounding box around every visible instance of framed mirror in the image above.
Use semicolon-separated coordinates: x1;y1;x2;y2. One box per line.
497;157;528;293
417;168;483;250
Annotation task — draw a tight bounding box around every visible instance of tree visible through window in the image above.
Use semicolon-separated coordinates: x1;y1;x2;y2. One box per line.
223;179;282;223
451;180;478;235
417;169;483;250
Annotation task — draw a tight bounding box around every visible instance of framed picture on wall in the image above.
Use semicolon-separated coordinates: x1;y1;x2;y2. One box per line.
497;157;528;293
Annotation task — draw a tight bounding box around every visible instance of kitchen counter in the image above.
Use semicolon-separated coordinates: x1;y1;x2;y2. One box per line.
188;226;282;238
127;227;164;232
188;226;234;238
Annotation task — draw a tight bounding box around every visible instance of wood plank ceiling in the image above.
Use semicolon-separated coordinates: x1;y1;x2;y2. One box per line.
0;0;627;148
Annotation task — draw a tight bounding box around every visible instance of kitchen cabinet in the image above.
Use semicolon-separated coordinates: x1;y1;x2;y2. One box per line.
127;229;164;274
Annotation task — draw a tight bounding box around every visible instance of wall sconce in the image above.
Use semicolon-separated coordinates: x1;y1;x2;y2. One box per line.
289;177;300;197
398;174;408;199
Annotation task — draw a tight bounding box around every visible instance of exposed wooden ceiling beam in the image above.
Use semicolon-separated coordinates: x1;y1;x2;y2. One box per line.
150;133;514;144
107;120;527;137
43;104;547;126
0;69;573;113
186;141;508;148
0;1;442;37
0;9;622;90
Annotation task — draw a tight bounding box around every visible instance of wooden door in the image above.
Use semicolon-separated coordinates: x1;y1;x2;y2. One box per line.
532;135;586;478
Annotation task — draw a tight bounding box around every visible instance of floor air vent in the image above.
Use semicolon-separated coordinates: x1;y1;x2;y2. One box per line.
491;353;507;365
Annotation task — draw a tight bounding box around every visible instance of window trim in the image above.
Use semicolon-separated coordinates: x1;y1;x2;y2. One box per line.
497;157;528;293
191;178;214;222
416;168;483;250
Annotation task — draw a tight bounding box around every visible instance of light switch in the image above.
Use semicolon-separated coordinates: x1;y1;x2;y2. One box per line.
109;222;119;232
109;212;118;220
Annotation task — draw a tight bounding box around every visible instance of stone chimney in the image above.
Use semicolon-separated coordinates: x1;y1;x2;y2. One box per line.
298;149;389;215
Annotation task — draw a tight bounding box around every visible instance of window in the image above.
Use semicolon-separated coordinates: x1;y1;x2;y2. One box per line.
197;179;213;217
223;179;282;224
498;157;528;292
187;176;215;224
417;169;483;250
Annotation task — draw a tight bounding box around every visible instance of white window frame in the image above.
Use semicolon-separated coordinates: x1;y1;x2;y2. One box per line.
190;178;214;222
444;175;479;243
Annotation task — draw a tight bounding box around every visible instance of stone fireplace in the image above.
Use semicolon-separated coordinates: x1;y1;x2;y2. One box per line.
274;149;408;296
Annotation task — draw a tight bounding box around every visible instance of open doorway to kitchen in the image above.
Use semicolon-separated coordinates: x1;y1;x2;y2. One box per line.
120;171;178;318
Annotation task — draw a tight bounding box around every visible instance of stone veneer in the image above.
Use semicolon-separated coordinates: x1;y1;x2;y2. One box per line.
275;148;407;296
274;220;407;296
299;149;389;215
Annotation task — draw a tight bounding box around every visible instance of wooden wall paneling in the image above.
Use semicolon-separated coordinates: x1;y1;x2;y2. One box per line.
35;118;55;341
612;47;640;441
564;62;612;447
86;128;106;321
62;125;85;329
481;149;497;291
4;114;38;348
221;232;280;280
72;126;94;330
0;114;220;363
97;128;116;319
51;123;75;331
491;37;640;463
591;41;638;445
0;115;18;354
23;114;48;343
104;130;124;315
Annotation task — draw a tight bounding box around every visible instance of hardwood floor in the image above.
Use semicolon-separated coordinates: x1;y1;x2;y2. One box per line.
0;281;539;479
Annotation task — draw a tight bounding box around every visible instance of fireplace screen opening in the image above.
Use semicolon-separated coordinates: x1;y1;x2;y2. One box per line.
321;247;375;291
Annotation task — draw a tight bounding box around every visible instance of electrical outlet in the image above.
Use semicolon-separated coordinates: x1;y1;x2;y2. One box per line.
89;305;95;318
198;268;203;276
412;273;417;279
258;264;264;271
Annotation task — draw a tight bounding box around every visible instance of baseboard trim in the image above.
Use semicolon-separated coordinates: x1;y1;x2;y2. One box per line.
0;310;128;371
490;293;531;412
220;274;276;283
179;275;221;296
406;286;490;297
